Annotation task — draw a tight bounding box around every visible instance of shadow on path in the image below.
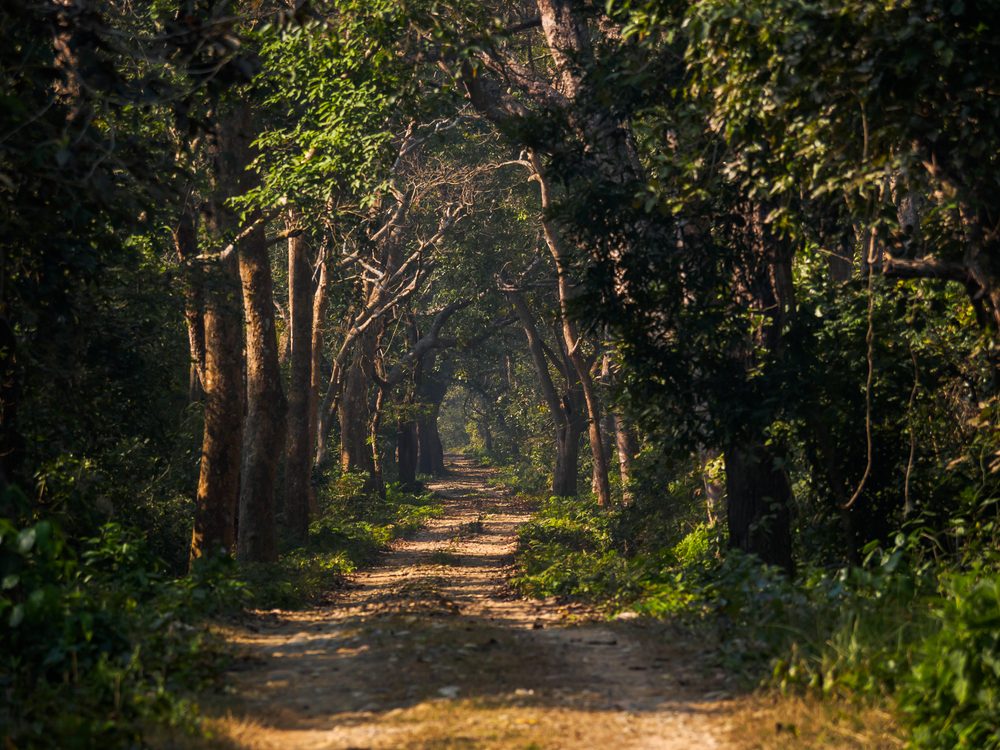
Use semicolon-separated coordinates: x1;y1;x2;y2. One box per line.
192;456;737;750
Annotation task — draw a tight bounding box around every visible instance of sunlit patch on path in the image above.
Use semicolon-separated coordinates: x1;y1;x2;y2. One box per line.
200;457;736;749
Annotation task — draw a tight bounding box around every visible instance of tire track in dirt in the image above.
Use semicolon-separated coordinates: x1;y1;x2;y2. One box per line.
198;456;736;749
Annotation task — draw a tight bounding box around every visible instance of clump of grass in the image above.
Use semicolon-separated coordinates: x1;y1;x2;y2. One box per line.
456;516;486;538
428;550;461;566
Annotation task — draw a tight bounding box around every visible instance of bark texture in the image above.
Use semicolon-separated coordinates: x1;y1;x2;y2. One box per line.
237;221;286;563
189;252;243;563
416;372;448;477
531;153;612;506
174;204;207;402
283;217;312;543
613;414;639;503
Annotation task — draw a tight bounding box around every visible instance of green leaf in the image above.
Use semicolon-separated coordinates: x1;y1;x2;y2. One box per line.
17;527;36;554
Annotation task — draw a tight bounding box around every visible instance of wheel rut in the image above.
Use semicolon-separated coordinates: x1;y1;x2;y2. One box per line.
200;456;736;749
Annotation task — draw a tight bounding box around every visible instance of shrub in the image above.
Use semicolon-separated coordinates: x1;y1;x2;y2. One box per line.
241;480;443;609
901;572;1000;749
0;510;237;747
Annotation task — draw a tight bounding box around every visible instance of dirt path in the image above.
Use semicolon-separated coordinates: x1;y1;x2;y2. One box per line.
203;456;736;749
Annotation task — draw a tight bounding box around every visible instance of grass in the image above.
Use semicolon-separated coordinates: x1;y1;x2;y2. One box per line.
725;692;902;749
0;477;445;748
428;550;462;566
509;493;1000;748
240;480;443;609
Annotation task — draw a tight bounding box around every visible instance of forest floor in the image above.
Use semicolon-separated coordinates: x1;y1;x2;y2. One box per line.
190;456;889;750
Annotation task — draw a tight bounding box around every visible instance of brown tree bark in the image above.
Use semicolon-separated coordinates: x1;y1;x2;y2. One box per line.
283;211;312;543
236;219;286;563
725;438;794;573
530;152;612;506
189;250;243;564
188;101;256;565
174;203;207;402
507;288;585;496
613;414;639;504
308;251;329;511
416;374;448;477
339;343;376;478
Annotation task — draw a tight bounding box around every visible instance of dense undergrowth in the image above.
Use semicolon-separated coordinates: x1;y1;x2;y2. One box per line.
0;477;440;748
512;493;1000;748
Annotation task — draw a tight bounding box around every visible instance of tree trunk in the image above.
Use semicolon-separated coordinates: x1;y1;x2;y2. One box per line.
417;405;446;476
397;416;420;491
725;439;794;574
315;364;339;469
724;207;797;574
308;252;329;512
283;213;312;544
339;348;375;478
553;409;584;497
614;414;639;504
174;204;207;402
369;381;387;497
237;220;286;563
530;152;612;506
189;251;243;564
416;364;448;477
507;288;584;497
189;100;254;565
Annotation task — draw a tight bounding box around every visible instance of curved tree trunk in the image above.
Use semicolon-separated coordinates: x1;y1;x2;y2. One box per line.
369;381;387;498
530;152;612;506
508;289;584;496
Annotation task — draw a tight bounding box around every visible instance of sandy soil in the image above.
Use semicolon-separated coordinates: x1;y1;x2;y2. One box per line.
198;456;739;749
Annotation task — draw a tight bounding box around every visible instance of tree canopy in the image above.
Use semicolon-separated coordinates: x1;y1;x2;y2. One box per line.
2;1;1000;746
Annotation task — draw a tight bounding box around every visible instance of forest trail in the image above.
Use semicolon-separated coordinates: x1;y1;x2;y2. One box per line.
203;457;737;749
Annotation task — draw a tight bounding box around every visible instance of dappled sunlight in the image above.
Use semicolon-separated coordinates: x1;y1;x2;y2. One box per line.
198;458;737;749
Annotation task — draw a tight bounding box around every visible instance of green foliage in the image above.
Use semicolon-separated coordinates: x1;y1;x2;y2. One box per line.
902;572;1000;749
239;1;446;216
241;477;442;608
514;489;1000;744
0;511;239;747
